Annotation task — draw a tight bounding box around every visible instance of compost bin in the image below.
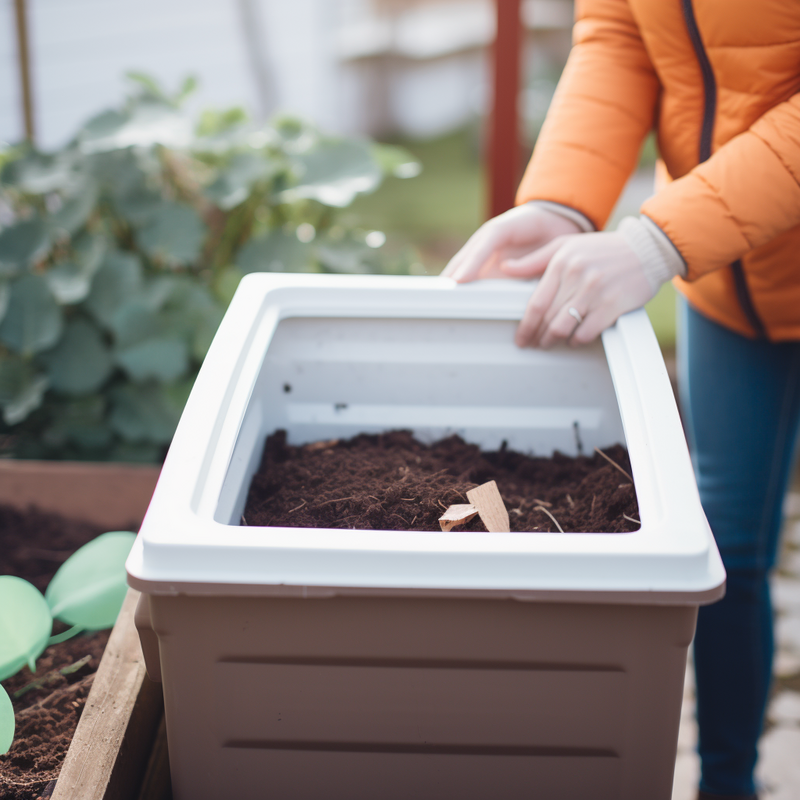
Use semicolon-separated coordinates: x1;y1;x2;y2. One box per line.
127;274;724;800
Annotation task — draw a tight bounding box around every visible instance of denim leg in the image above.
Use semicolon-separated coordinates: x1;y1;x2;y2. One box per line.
677;301;800;796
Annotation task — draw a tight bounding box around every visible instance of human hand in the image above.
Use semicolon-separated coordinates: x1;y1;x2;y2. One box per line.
442;203;584;283
501;230;657;348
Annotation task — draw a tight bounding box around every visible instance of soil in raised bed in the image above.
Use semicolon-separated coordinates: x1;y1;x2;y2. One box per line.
244;430;639;533
0;505;110;800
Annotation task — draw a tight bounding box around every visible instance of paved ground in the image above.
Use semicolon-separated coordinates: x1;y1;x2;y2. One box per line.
672;491;800;799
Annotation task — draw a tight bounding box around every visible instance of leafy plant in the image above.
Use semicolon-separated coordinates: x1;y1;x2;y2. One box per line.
0;530;136;754
0;74;420;461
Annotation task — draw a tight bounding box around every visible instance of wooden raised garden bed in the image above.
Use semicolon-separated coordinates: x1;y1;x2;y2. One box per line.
0;460;166;800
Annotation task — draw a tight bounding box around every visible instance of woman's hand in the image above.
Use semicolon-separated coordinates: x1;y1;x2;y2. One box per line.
442;204;584;283
501;230;657;348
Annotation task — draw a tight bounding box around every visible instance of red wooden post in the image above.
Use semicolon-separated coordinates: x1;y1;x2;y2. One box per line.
488;0;523;219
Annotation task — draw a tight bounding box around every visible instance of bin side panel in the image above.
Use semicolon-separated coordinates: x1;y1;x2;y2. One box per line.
149;594;694;800
216;662;627;751
221;749;622;800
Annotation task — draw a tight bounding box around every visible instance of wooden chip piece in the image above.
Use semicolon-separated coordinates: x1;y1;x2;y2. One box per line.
438;503;479;532
466;480;510;532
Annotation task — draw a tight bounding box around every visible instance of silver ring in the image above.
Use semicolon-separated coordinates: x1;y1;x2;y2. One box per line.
567;307;583;325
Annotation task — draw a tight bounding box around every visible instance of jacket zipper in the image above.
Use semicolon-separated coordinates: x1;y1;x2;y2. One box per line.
681;0;768;339
681;0;716;162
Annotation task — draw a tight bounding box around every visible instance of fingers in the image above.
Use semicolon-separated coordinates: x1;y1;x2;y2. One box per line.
500;237;564;279
512;231;655;350
514;255;564;346
441;204;583;284
443;225;505;282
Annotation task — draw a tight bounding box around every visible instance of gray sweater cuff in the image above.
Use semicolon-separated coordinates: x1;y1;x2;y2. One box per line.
526;201;595;233
617;215;686;292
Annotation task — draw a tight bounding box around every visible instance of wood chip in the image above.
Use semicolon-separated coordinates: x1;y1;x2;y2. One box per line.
466;481;510;532
438;503;479;532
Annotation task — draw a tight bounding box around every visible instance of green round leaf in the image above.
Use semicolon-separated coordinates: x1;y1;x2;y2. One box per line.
283;139;383;207
0;272;63;355
0;217;50;277
46;531;136;630
0;352;49;425
236;230;312;274
114;188;164;228
1;149;78;195
0;685;14;755
40;318;113;394
206;152;277;211
42;396;112;450
84;250;143;328
136;203;205;267
116;336;189;382
109;298;160;348
45;260;95;305
50;181;98;236
109;383;182;444
0;576;52;680
79;102;190;154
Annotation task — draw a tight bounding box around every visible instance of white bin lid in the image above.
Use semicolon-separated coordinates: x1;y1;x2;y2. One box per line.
127;275;725;605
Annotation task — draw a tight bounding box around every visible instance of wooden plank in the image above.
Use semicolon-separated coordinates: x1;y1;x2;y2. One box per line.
136;715;172;800
51;589;164;800
0;461;160;529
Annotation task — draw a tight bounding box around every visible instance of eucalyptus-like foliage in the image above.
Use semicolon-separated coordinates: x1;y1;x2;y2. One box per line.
0;75;420;460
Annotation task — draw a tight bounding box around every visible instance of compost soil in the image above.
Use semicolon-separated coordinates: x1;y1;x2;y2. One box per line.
245;430;639;533
0;505;108;800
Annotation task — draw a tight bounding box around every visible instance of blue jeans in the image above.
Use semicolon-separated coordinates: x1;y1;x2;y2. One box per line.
677;301;800;796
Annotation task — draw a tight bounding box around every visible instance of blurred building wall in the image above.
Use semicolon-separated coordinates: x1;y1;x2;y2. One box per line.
1;0;573;149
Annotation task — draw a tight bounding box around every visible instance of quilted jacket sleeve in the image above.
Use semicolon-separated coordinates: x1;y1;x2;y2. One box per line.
641;93;800;280
515;0;660;230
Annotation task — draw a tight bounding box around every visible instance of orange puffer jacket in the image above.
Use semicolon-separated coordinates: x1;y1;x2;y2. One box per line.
516;0;800;341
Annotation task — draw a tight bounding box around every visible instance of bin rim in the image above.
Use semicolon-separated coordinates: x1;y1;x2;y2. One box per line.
127;274;725;602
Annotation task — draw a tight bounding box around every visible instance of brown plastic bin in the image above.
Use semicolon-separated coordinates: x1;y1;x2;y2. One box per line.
135;588;705;800
127;275;726;800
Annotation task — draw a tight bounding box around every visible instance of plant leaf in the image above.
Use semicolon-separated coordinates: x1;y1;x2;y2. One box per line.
45;263;91;305
50;180;99;238
1;149;79;195
0;217;50;277
0;684;13;755
109;383;182;444
205;152;277;211
0;576;52;680
45;531;136;629
116;336;189;382
283;139;383;207
0;272;63;355
0;352;49;425
114;188;164;228
108;298;160;348
136;203;205;267
40;318;114;394
236;230;312;274
84;250;143;328
79;100;191;153
42;396;112;450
